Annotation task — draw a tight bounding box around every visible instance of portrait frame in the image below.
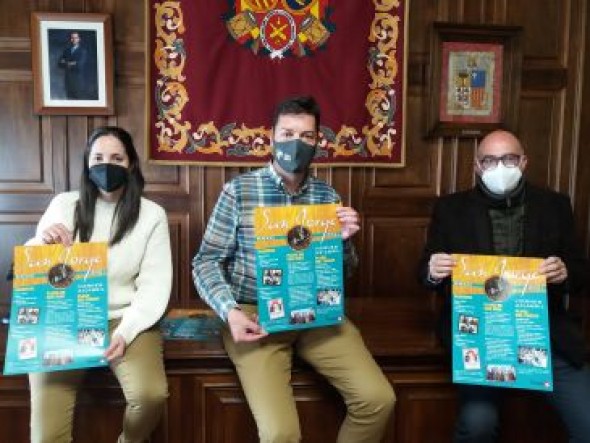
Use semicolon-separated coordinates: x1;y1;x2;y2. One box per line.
30;12;114;115
426;22;522;138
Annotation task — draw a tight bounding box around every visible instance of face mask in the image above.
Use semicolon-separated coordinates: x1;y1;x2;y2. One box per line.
480;163;522;195
88;163;128;192
273;139;316;173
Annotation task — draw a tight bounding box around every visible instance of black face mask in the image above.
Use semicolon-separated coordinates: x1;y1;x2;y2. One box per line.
273;139;316;173
88;163;128;192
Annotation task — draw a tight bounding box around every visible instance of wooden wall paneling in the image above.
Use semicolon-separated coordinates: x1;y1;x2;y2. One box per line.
64;117;88;191
0;37;31;75
0;2;35;38
461;0;487;23
73;371;128;443
454;138;476;191
517;93;562;188
575;0;590;343
0;374;29;443
0;216;38;316
506;0;565;59
45;116;69;193
197;371;346;443
166;212;188;307
109;1;144;44
436;137;460;195
0;82;49;192
343;166;365;297
369;99;438;194
197;373;258;443
114;82;147;161
164;375;190;443
186;166;207;306
364;217;429;298
349;297;440;356
392;373;456;443
326;167;352;206
432;0;453;22
558;0;587;195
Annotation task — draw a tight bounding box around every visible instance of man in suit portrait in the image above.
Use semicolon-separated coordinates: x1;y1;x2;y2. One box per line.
57;31;88;99
419;129;590;442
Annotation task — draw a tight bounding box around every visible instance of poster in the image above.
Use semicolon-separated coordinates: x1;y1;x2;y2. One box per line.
254;203;344;333
452;254;553;391
3;243;109;375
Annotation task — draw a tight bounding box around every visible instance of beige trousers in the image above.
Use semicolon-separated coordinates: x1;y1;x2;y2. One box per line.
223;305;396;443
29;324;168;443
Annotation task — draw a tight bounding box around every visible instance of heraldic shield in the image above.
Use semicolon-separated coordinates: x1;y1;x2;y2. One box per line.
225;0;333;59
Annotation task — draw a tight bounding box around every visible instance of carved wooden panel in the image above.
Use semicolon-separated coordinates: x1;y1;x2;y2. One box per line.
362;216;431;297
518;94;562;188
0;374;29;443
506;0;566;59
196;372;344;443
0;217;37;317
393;374;457;443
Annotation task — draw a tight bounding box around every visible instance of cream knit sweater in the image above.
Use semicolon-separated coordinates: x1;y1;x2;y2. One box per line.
28;191;172;345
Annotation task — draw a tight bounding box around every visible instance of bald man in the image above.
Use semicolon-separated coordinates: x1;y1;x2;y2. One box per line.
418;130;590;442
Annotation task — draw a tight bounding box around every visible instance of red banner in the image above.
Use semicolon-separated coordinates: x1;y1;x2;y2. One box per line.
147;1;407;167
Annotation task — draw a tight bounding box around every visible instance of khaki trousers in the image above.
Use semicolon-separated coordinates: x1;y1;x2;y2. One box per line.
223;305;396;443
29;324;168;443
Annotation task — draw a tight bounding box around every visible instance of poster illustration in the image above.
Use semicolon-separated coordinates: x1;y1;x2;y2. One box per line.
4;243;109;375
452;254;553;391
254;203;343;333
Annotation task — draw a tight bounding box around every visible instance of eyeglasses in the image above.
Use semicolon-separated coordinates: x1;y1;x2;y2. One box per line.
478;154;522;171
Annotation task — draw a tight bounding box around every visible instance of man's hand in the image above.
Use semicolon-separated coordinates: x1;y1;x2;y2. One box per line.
336;206;360;240
104;334;126;363
539;256;568;284
428;253;456;280
227;308;268;343
41;223;73;246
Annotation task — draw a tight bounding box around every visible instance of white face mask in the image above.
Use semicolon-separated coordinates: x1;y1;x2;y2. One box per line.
480;163;522;195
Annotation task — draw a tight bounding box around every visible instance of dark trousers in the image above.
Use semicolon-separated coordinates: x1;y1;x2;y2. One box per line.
454;354;590;443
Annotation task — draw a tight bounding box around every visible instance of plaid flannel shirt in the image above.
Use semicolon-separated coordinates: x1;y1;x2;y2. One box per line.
192;163;358;321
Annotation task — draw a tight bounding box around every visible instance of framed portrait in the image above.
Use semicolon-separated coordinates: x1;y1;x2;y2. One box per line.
30;13;114;115
426;23;522;137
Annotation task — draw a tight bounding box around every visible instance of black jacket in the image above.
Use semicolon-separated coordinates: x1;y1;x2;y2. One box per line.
418;182;589;367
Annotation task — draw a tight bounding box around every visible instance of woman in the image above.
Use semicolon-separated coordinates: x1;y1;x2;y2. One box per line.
27;126;172;443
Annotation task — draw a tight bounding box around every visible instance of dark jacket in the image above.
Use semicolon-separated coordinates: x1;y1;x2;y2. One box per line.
418;181;588;367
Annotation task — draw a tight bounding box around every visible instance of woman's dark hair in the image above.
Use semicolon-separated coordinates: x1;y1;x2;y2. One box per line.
74;126;145;246
271;96;321;131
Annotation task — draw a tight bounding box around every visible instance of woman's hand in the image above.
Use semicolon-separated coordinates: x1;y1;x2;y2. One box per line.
104;334;127;363
41;223;73;246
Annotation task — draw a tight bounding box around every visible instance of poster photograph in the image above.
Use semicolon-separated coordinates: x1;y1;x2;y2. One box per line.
451;254;553;392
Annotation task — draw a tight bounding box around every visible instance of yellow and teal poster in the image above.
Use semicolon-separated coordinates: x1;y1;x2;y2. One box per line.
254;204;344;333
452;254;552;391
3;243;109;375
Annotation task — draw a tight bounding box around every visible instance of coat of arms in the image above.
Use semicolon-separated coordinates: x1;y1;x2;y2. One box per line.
225;0;334;59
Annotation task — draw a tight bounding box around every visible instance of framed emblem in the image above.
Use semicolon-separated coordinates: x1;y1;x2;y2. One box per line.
426;23;523;138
